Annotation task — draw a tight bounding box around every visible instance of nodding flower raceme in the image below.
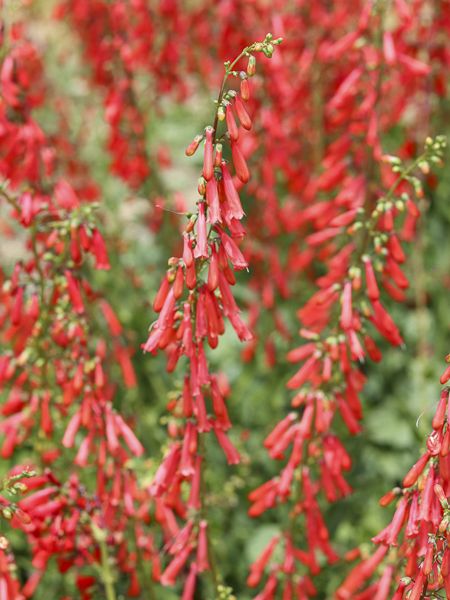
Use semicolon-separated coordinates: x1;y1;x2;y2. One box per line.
55;0;161;189
246;131;446;597
0;14;156;599
244;3;447;592
142;34;282;598
336;358;450;600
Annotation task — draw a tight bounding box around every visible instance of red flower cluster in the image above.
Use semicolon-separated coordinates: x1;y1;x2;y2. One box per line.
182;0;447;367
244;0;447;592
0;1;448;598
246;135;446;596
337;358;450;599
55;0;197;189
142;34;282;597
0;13;156;599
52;0;449;361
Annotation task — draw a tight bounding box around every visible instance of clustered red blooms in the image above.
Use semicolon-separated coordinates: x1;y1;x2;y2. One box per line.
238;0;449;363
337;359;450;600
50;0;449;363
0;0;449;599
0;11;158;600
54;0;195;190
142;35;282;598
243;1;448;594
54;1;149;188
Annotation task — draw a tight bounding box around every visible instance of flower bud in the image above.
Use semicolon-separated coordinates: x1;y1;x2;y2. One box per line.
2;507;13;520
173;266;184;300
247;55;256;76
434;483;448;508
235;95;252;130
231;142;250;183
185;134;203;157
14;482;28;493
214;143;223;167
263;43;274;58
379;488;400;507
240;77;250;101
198;177;206;196
439;515;449;534
402;452;430;487
203;127;214;181
226;105;239;142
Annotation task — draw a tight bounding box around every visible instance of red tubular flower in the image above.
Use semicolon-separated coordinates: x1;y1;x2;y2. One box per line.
217;229;248;270
234;95;252;130
185;135;203;157
193;202;208;259
336;545;388;599
402;452;430;488
247;537;280;587
226;105;239;142
182;564;197;600
214;427;241;465
441;364;450;385
231;141;250;183
286;355;319;390
91;229;110;270
160;544;192;586
363;256;380;300
339;281;353;330
206;178;221;224
221;162;244;220
195;521;210;572
10;287;23;326
202;126;214;181
65;270;84;314
240;77;250;101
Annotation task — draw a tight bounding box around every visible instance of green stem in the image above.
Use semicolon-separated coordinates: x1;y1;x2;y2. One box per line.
0;187;21;212
384;154;427;202
411;198;429;360
98;536;117;600
211;48;247;141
